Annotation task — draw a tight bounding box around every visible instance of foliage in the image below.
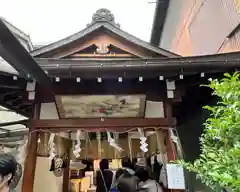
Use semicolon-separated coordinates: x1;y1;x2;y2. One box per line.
177;73;240;192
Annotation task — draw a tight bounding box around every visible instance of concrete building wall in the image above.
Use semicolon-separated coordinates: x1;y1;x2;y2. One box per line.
160;0;240;56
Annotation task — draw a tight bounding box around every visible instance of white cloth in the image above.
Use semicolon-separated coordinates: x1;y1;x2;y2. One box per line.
160;165;167;187
150;154;167;187
139;179;163;192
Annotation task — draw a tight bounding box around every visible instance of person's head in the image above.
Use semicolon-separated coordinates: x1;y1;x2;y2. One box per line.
0;154;17;189
121;157;132;169
156;149;160;154
115;169;125;180
135;158;146;168
99;159;109;171
135;167;150;182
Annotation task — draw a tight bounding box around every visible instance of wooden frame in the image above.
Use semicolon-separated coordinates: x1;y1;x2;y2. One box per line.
55;94;146;119
31;117;176;131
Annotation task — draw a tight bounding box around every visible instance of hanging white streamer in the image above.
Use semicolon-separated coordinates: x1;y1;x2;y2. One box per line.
16;137;28;165
107;132;123;152
73;130;82;158
138;128;148;153
169;128;179;143
48;133;56;160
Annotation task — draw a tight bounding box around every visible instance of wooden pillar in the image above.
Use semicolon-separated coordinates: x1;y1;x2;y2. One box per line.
164;100;176;161
22;103;40;192
164;101;183;192
164;100;172;120
166;132;176;161
62;133;71;192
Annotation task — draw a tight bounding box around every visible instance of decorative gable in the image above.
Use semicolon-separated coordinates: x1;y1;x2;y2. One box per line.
31;9;179;59
65;44;137;58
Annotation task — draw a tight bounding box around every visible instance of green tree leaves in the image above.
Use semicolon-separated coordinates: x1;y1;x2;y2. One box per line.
177;73;240;192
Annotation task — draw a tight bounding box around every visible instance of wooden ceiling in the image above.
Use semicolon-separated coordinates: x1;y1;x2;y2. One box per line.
0;74;33;117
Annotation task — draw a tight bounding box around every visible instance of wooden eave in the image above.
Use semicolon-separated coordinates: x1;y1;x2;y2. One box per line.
31;21;179;58
36;52;240;78
0;20;52;87
0;17;34;51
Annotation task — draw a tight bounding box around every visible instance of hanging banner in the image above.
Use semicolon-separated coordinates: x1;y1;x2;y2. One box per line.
166;164;185;190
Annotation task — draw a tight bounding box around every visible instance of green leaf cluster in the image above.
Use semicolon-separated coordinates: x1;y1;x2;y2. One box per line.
176;73;240;192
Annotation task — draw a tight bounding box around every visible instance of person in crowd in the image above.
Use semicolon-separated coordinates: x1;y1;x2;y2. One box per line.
0;154;17;192
135;157;146;171
78;159;94;178
113;157;138;192
96;159;114;192
135;167;163;192
132;157;138;170
120;157;135;175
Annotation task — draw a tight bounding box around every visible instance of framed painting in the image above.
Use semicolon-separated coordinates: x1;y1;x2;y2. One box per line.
55;95;146;118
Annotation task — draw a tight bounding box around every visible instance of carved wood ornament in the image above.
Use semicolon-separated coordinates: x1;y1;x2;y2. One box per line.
95;44;110;54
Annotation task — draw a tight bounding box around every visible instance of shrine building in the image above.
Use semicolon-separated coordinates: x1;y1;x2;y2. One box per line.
0;8;239;192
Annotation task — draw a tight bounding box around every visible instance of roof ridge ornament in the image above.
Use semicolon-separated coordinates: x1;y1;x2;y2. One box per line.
89;8;120;28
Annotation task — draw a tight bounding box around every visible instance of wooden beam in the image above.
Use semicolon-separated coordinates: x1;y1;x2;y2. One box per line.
0;119;28;127
21;103;40;192
164;100;173;119
163;101;177;161
0;100;30;118
0;84;22;89
71;53;134;57
52;79;166;95
31;118;176;131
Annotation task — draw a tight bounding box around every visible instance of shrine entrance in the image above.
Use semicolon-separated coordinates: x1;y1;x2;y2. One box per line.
0;4;239;192
26;8;180;191
23;7;181;191
32;105;176;192
36;128;171;192
0;8;190;192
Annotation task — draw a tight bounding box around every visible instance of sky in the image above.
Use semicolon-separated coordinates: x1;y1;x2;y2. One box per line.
0;0;156;45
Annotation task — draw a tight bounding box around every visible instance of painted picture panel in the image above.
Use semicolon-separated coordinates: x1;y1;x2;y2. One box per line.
56;95;146;118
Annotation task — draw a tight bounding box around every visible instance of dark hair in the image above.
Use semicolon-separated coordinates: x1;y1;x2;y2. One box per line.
115;168;125;180
0;154;17;185
99;159;109;171
135;167;150;182
121;157;132;168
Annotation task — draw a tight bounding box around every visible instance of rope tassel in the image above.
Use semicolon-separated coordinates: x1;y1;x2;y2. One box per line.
73;130;82;158
138;128;148;153
48;133;56;160
107;132;123;152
